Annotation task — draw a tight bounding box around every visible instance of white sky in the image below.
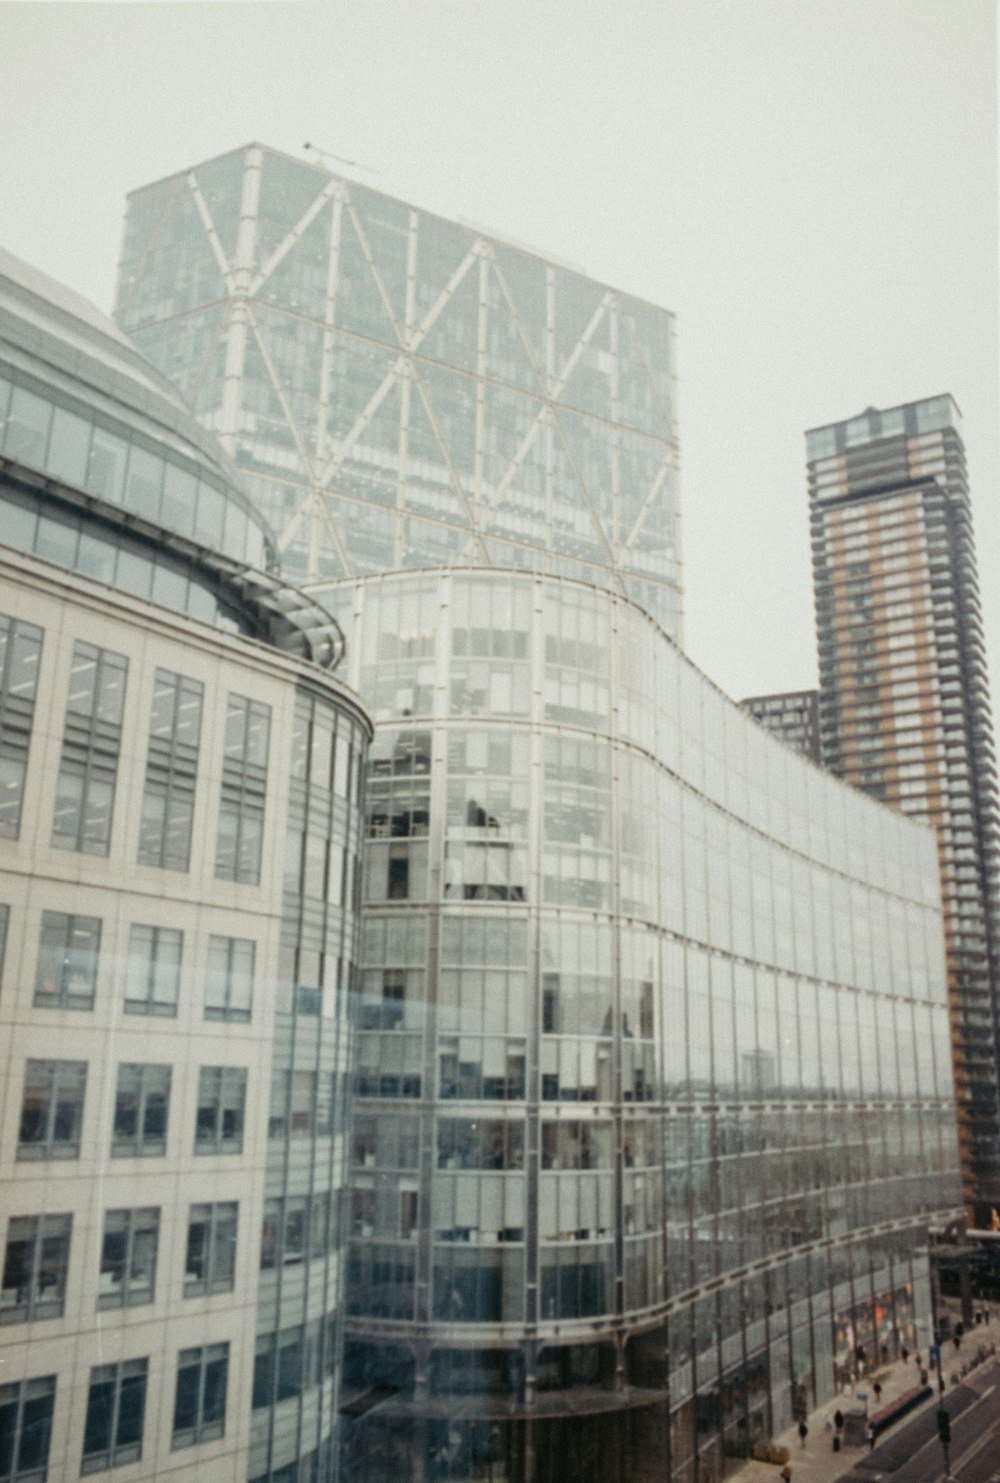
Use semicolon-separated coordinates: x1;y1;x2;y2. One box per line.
2;0;997;703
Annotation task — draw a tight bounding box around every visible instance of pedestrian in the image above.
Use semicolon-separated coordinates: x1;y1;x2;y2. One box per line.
873;1381;882;1403
798;1420;808;1449
868;1423;876;1451
834;1408;844;1431
780;1464;792;1482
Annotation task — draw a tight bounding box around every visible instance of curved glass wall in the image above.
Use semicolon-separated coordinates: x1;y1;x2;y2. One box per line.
0;244;271;558
324;568;961;1483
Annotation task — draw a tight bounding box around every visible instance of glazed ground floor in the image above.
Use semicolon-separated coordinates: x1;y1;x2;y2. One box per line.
341;1223;935;1482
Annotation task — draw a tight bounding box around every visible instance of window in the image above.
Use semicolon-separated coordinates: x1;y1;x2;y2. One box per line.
51;642;128;855
204;936;254;1022
184;1204;238;1296
81;1359;147;1473
111;1064;170;1157
1;1214;72;1324
98;1208;159;1310
171;1344;228;1450
387;851;409;899
252;1321;331;1411
124;924;182;1016
0;614;44;840
215;695;270;885
33;911;101;1010
195;1068;246;1154
17;1060;86;1160
0;1375;56;1482
267;1069;334;1141
138;669;203;871
260;1193;332;1270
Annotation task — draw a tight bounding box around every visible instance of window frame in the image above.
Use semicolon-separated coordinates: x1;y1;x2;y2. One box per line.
81;1357;148;1474
97;1207;160;1311
33;910;102;1011
16;1059;87;1161
111;1063;171;1158
171;1343;228;1451
183;1203;238;1297
0;1213;72;1325
123;924;182;1017
194;1067;247;1156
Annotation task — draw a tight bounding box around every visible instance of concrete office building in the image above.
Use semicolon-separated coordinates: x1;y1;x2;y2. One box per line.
807;397;1000;1229
739;691;821;765
117;149;963;1482
0;248;370;1482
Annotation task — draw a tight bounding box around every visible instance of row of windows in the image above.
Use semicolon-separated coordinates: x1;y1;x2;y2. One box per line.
19;910;255;1021
1;1201;237;1325
0;1343;228;1480
0;615;274;884
0;369;265;566
15;1060;247;1161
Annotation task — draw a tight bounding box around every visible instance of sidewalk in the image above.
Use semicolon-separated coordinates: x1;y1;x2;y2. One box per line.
726;1306;1000;1483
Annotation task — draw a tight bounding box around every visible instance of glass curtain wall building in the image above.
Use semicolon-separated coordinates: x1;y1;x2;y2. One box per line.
115;149;963;1482
313;567;960;1483
807;397;1000;1229
114;143;681;640
0;247;371;1482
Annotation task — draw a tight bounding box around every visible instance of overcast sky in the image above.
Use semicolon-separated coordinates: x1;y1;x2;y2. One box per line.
3;0;997;704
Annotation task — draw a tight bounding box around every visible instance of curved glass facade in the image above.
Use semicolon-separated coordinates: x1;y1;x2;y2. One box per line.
322;567;961;1483
0;245;271;570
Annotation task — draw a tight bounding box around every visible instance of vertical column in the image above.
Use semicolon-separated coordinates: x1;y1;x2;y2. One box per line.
219;145;263;457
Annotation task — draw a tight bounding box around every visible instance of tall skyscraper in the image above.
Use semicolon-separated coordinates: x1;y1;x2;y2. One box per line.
807;395;1000;1228
113;150;964;1483
0;247;370;1482
115;144;681;639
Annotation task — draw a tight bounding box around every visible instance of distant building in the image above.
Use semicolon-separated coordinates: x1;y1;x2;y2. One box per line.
115;143;682;640
740;689;821;763
807;396;1000;1228
113;150;964;1483
0;247;370;1482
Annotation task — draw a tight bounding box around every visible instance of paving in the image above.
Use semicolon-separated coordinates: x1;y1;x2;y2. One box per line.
726;1306;1000;1483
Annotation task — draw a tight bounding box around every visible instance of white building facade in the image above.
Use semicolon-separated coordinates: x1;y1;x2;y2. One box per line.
0;248;370;1482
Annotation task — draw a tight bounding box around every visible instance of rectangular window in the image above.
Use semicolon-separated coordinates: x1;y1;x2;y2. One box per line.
51;642;128;856
0;614;44;840
17;1060;86;1160
81;1358;147;1473
260;1193;332;1270
184;1204;238;1297
171;1343;228;1450
215;695;270;885
1;1214;72;1324
33;911;101;1010
138;669;203;871
0;1374;56;1482
195;1067;247;1155
111;1064;170;1157
204;936;254;1022
124;924;182;1016
98;1208;159;1310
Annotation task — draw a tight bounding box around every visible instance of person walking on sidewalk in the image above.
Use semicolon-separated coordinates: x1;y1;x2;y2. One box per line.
797;1420;808;1449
